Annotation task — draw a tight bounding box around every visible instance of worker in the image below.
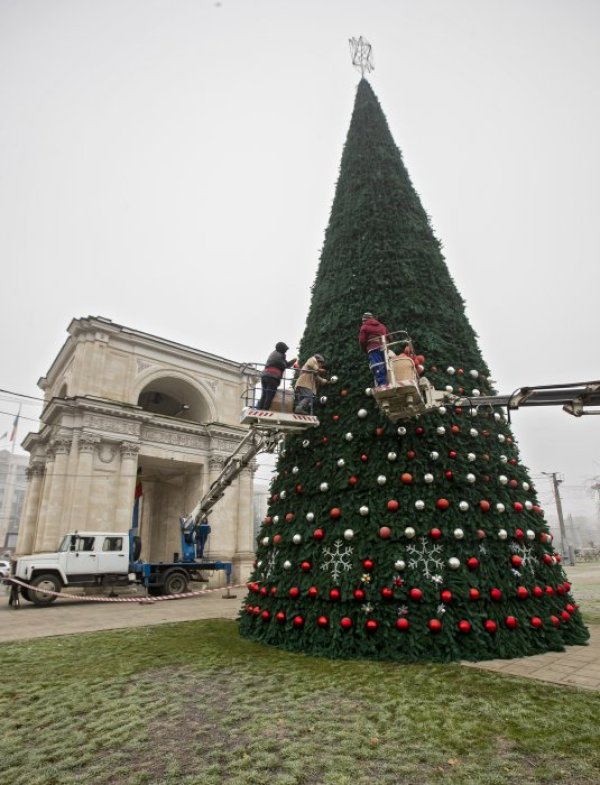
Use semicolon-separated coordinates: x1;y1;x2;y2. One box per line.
294;354;329;413
256;342;297;410
358;312;389;387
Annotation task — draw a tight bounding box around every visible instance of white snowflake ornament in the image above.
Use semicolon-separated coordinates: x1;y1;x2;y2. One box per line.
321;539;353;582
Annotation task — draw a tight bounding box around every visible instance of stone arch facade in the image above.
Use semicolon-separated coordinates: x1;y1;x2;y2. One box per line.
17;316;257;585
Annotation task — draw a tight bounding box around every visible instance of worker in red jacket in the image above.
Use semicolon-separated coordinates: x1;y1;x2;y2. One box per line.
358;312;389;386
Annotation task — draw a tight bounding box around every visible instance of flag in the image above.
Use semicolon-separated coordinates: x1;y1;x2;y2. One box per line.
10;408;20;442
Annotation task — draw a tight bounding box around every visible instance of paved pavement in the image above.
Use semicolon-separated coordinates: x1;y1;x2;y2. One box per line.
1;576;599;692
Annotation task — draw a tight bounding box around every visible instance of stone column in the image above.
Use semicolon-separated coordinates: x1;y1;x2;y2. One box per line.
15;462;45;555
114;442;140;530
39;438;72;551
233;463;256;584
68;435;98;528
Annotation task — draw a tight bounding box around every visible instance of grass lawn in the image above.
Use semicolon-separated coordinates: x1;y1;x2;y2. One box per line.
0;619;599;785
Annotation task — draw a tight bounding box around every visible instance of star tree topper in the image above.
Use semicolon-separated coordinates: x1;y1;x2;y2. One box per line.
349;36;374;77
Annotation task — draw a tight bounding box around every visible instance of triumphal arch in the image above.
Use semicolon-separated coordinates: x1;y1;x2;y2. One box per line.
16;316;257;584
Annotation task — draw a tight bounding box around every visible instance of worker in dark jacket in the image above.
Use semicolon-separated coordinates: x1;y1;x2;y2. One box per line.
358;312;389;386
257;342;297;410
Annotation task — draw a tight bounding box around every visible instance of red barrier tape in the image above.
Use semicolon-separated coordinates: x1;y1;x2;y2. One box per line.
4;576;242;605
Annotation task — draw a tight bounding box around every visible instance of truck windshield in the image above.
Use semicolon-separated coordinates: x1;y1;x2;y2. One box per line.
58;536;71;552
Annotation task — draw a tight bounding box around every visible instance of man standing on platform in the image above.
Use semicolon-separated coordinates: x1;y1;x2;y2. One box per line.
359;312;389;387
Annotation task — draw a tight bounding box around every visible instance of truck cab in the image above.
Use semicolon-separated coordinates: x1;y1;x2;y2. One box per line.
13;531;131;605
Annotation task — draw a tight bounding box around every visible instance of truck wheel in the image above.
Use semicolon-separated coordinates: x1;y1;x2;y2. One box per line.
162;570;189;595
20;587;33;602
30;574;61;606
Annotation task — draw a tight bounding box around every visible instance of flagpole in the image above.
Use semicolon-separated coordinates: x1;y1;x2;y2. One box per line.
10;404;21;456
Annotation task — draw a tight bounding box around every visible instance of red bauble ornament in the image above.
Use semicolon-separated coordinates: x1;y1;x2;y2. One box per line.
307;586;318;598
458;620;472;633
479;500;491;512
533;505;543;515
436;498;450;510
440;589;453;604
430;527;442;540
365;619;378;632
340;389;348;397
451;425;460;434
348;475;359;487
530;616;543;629
270;587;277;596
261;610;271;621
340;616;353;630
362;559;374;572
561;610;571;622
505;616;518;630
550;615;560;627
509;458;517;466
401;473;413;485
454;406;463;414
381;586;394;600
292;615;305;629
379;526;392;539
313;528;324;541
428;619;442;633
566;603;576;614
317;615;329;628
467;557;479;571
289;586;300;598
409;587;423;601
532;586;544;598
545;585;554;596
273;534;282;545
448;450;458;460
285;512;294;523
396;617;410;631
490;588;502;602
375;427;384;437
260;587;268;597
360;454;369;462
295;484;303;494
387;499;400;512
332;414;340;422
415;426;424;436
564;581;572;592
330;507;342;520
543;554;553;566
469;588;480;601
322;436;329;444
264;516;273;525
444;470;454;480
516;586;529;600
477;529;486;539
515;529;524;540
511;555;523;568
353;588;365;601
275;611;286;623
407;450;416;460
484;619;497;633
329;588;341;601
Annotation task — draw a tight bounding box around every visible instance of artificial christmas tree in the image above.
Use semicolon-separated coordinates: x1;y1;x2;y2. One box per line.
239;79;589;661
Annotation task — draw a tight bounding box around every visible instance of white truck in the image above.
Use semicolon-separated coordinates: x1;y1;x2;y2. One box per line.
11;528;232;606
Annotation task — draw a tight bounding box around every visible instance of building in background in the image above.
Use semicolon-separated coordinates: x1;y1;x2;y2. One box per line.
0;450;29;557
17;316;258;584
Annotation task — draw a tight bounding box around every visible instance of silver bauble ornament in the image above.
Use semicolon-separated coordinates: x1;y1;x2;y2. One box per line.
292;466;299;474
365;387;373;396
357;409;368;419
273;515;280;524
438;406;447;415
280;490;286;499
292;534;302;545
526;529;535;540
387;451;397;461
448;557;460;569
377;475;387;485
467;453;476;462
459;501;469;511
414;500;425;510
447;366;456;375
404;526;416;538
445;385;454;393
424;473;434;483
397;426;407;436
302;439;310;448
306;512;315;522
320;396;328;404
394;559;406;571
261;537;269;546
498;475;508;485
345;432;354;442
497;434;506;443
359;505;369;516
469;428;479;437
330;375;338;383
343;529;354;541
466;473;476;484
499;455;508;464
319;482;329;492
496;503;506;513
497;528;508;540
430;451;440;460
453;528;464;539
337;458;346;468
283;560;292;570
436;426;446;436
522;482;530;491
469;369;479;379
472;389;481;397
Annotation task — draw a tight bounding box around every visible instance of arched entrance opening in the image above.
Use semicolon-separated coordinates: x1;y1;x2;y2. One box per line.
137;377;210;423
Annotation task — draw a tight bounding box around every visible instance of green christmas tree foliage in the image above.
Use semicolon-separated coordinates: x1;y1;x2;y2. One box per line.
239;79;589;662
